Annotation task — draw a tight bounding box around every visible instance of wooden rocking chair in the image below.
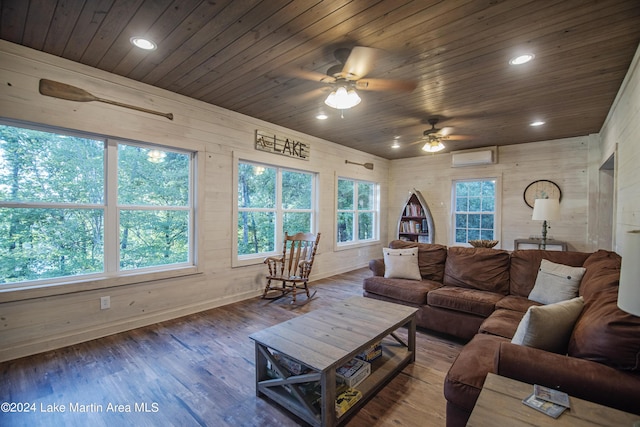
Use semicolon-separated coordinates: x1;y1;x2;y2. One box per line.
262;232;321;304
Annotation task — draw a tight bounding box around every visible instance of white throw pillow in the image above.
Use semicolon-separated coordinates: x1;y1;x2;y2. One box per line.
511;296;584;354
528;259;586;304
383;247;421;280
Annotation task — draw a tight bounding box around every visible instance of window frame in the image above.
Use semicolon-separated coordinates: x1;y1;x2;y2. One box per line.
0;120;200;300
233;157;318;267
335;176;380;249
450;177;501;247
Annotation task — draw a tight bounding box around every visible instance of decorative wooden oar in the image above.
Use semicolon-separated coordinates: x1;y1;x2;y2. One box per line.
39;79;173;120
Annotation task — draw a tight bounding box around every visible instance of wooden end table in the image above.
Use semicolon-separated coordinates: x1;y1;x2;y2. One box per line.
467;373;640;426
249;296;417;426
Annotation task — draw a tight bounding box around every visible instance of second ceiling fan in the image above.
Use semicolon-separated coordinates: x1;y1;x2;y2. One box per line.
420;118;448;152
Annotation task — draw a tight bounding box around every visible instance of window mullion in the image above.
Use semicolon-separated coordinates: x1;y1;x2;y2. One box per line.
104;140;118;273
276;169;283;246
352;183;359;240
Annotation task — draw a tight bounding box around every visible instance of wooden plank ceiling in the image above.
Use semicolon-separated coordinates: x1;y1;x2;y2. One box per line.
1;0;639;159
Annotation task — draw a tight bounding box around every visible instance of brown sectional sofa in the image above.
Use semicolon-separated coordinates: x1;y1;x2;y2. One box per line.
363;240;640;426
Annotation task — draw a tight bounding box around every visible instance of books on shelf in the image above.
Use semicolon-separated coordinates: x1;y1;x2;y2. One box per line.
404;202;423;217
271;352;310;375
356;342;382;363
335;388;362;416
336;358;371;388
400;220;428;234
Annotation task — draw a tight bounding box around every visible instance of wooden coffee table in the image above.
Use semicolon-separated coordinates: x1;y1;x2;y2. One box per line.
249;296;417;426
467;373;640;426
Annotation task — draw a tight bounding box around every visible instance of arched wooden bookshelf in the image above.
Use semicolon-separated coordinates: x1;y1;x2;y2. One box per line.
397;189;434;243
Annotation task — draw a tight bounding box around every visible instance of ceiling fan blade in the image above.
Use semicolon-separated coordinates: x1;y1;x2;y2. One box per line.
355;78;418;92
288;87;331;103
341;46;380;80
445;134;473;141
286;67;335;83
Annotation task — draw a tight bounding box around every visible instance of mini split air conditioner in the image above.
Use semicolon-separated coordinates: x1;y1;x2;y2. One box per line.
451;147;497;167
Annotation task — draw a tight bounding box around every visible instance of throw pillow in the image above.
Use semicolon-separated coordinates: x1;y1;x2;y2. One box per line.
511;296;584;354
528;259;586;304
383;247;421;280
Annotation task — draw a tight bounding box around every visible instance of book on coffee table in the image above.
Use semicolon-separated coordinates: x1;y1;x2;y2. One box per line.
533;384;571;408
522;393;566;418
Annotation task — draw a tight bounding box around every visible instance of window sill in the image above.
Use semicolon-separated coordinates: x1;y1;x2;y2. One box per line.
334;240;380;251
0;266;201;303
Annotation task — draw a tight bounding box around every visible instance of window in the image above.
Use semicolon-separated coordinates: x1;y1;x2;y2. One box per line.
237;161;315;259
453;179;497;244
337;178;378;245
0;123;194;287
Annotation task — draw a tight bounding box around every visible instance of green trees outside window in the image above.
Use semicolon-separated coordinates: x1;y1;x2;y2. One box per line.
237;162;314;257
454;179;496;244
0;123;193;285
337;178;377;244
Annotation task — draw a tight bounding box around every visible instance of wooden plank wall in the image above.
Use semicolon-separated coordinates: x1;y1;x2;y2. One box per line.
0;41;390;362
600;43;640;253
389;136;595;252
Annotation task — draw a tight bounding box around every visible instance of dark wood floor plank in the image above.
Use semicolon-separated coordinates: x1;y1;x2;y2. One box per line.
0;267;463;426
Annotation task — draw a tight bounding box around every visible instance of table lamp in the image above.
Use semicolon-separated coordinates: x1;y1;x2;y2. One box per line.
618;230;640;316
532;198;560;249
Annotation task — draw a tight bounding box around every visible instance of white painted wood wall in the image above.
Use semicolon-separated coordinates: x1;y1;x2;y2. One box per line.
389;136;595;252
600;43;640;254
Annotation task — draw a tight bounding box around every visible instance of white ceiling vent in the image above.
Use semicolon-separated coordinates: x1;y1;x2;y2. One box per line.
451;147;497;167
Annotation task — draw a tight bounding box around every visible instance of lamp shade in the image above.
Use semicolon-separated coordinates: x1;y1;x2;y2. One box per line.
617;230;640;316
532;198;560;221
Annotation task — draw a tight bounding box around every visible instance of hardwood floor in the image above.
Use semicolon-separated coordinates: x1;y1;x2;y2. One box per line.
0;268;463;427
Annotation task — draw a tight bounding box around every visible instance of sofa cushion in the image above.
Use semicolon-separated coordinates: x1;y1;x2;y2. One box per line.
495;295;541;313
479;309;525;339
579;250;621;299
443;247;510;294
569;287;640;371
388;240;447;281
511;296;584;354
509;250;591;297
363;276;441;305
427;286;504;317
444;334;508;412
383;247;421;280
528;260;586;304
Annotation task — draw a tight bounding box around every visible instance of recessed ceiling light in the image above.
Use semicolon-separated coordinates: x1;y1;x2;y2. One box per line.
130;37;157;50
509;53;535;65
316;113;328;120
391;141;400;149
530;120;545;126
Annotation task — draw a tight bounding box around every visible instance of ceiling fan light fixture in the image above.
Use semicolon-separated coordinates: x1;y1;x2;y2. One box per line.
324;86;361;109
422;135;445;153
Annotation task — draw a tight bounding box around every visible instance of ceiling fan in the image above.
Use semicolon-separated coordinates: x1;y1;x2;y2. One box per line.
298;46;418;111
420;118;448;152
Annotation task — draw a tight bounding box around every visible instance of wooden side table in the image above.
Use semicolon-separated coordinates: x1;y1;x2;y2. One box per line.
467;373;639;426
514;238;568;251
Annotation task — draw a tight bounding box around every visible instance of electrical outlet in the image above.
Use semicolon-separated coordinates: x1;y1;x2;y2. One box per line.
100;296;110;310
